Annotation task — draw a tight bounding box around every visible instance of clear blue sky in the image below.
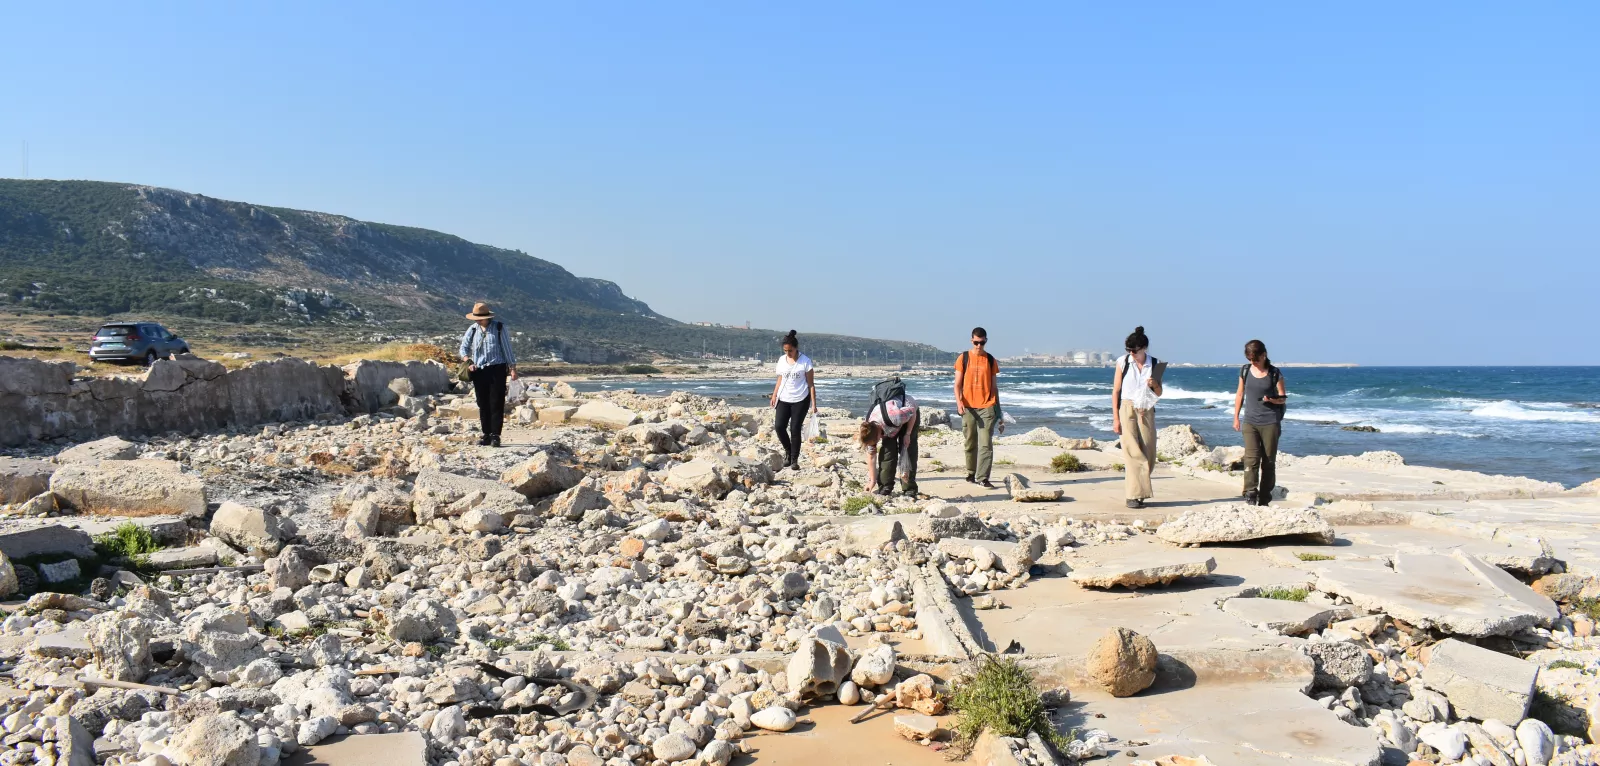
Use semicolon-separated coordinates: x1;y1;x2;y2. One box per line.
2;3;1595;364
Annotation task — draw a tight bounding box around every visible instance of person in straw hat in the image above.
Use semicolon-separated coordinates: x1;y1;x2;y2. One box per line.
458;302;518;447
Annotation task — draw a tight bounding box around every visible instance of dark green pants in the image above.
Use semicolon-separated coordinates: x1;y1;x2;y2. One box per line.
876;416;919;493
962;405;999;482
1241;421;1281;497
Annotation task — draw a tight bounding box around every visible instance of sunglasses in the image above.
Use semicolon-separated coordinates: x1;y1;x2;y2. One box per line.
973;339;987;345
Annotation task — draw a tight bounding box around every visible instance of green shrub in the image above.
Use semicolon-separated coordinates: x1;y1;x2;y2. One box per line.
951;655;1066;750
1546;659;1586;671
842;495;881;515
1050;453;1084;473
1572;598;1600;623
1295;552;1334;562
1257;586;1309;602
94;522;160;559
1110;462;1125;472
623;364;661;374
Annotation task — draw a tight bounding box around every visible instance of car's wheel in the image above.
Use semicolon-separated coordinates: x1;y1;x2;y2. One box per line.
144;350;158;366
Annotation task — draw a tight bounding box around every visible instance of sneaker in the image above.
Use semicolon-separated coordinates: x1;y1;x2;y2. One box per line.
901;489;920;498
1257;493;1271;506
1243;490;1259;505
1126;499;1145;509
965;475;976;484
980;481;997;490
477;435;490;446
489;434;501;448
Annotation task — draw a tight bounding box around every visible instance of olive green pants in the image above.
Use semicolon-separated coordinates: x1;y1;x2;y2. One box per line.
1241;421;1281;497
962;405;999;482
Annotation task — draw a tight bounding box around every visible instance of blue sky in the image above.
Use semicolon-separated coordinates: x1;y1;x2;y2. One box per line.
2;3;1595;364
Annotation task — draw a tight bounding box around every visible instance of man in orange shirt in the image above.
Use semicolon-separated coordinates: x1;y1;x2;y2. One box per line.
954;327;1004;488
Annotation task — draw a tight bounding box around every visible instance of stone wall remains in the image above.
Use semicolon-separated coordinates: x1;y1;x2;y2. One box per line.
0;355;451;446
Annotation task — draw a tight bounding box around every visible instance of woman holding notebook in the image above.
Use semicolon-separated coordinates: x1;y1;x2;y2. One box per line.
1111;326;1163;509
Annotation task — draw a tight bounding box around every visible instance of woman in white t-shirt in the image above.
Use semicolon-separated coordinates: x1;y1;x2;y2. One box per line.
769;330;817;469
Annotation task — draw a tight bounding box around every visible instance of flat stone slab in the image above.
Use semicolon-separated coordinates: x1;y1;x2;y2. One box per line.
1180;452;1566;504
0;522;95;559
145;546;218;570
1222;598;1352;636
1310;550;1559;637
286;732;426;766
1422;638;1538;724
1157;503;1335;546
31;626;90;659
1068;550;1217;589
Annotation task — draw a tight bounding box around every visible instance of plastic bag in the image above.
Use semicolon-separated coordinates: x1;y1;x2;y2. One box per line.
802;414;821;442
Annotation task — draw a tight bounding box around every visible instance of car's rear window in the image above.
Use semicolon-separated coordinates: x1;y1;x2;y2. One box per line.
98;325;137;337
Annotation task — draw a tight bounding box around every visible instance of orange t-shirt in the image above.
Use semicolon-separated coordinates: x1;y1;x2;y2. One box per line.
955;351;998;409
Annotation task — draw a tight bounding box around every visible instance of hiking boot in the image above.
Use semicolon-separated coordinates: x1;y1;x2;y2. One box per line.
965;475;976;484
1126;499;1145;509
980;481;997;490
1257;493;1271;506
488;434;501;448
1243;489;1259;505
477;435;490;446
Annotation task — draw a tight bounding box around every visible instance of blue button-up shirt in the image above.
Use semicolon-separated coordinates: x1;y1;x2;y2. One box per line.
459;320;517;368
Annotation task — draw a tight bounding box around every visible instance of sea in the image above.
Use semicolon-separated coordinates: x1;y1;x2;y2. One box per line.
574;366;1600;488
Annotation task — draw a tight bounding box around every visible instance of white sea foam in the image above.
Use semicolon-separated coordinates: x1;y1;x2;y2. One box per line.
1470;400;1600;424
1372;423;1485;438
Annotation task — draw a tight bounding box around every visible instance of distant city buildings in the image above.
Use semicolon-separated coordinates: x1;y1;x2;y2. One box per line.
691;320;753;329
1003;349;1115;366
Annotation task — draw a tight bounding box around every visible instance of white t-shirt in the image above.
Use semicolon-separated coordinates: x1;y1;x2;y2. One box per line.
774;354;814;403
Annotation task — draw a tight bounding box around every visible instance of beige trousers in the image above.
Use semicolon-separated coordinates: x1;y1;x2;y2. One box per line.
1120;402;1156;500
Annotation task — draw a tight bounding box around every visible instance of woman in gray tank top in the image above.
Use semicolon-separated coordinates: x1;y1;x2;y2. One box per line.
1231;340;1287;505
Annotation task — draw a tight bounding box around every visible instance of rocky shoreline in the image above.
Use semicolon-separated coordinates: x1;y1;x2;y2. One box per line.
2;361;1599;766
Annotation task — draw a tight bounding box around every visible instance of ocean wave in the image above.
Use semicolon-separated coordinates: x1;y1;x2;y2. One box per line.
1160;387;1235;404
1470;400;1600;424
1088;415;1114;432
1283;409;1365;425
1002;392;1106;410
1372;423;1486;438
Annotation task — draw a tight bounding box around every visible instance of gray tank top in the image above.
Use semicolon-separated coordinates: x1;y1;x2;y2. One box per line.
1242;366;1285;426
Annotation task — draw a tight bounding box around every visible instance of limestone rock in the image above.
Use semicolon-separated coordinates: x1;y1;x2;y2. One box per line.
893;713;941;740
86;611;157;682
210;501;288;556
0;550;15;598
0;457;54;504
1087;627;1158;697
619;423;680;454
787;635;854;699
1156;503;1335;546
1310;551;1558;637
167;713;261;766
549;483;608;520
1156;424;1205;458
50;459;206;517
1003;473;1064;502
499;451;584;498
572;401;641;429
651;732;697;762
388;598;458;643
750;706;797;732
852;642;896;687
1068;551;1216;589
1300;640;1373;690
666;458;732;498
416;468;527;523
894;674;944;714
1421;638;1537;724
1222;597;1350;636
1517;718;1555;766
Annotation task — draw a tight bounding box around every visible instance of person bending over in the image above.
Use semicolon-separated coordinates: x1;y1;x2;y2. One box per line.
858;392;920;497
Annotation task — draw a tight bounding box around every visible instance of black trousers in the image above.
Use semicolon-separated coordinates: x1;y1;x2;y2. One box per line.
876;414;920;494
774;397;810;464
469;363;509;437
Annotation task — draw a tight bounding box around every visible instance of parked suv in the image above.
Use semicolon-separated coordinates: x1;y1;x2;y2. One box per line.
89;322;190;365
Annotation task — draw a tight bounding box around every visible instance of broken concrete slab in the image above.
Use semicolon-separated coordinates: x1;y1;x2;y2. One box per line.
937;536;1046;576
55;436;141;464
1422;638;1538;724
31;626;91;659
570;401;640;430
49;459;206;517
1310;551;1557;637
1156;502;1335;546
0;457;54;505
1002;473;1063;502
0;522;96;560
498;451;584;499
209;501;289;556
416;469;527;524
1068;550;1217;589
285;731;428;766
145;546;219;570
1222;597;1352;636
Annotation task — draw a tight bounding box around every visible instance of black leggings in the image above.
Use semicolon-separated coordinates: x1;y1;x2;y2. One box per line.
774;397;810;464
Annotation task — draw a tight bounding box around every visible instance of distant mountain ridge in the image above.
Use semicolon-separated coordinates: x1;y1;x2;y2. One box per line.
0;179;949;362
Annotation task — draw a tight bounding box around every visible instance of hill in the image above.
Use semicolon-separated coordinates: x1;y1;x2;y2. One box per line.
0;179;950;363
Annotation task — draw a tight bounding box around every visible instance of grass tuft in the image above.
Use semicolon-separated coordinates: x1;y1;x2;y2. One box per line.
1570;598;1600;623
1295;552;1334;562
1110;462;1125;472
950;655;1067;752
1257;586;1309;602
1546;659;1586;671
1050;453;1085;473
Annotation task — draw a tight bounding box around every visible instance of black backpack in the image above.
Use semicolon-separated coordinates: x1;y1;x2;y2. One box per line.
869;375;907;426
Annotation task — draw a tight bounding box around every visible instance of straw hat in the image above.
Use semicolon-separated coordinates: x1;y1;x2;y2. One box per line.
466;302;495;320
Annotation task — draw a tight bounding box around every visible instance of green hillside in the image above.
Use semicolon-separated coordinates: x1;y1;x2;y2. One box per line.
0;179;951;363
